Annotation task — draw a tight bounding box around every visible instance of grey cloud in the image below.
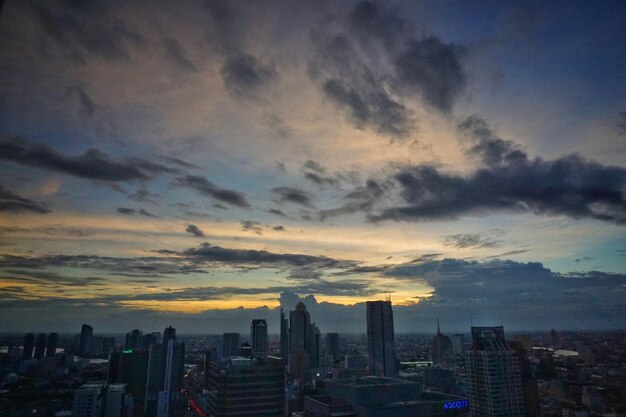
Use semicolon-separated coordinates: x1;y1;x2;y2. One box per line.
162;37;195;70
272;187;314;207
0;185;51;214
30;0;145;63
301;160;359;189
174;175;250;208
128;189;158;204
310;1;467;138
221;53;277;99
367;116;626;224
67;86;97;117
185;224;205;237
484;249;531;259
117;207;158;217
444;233;502;249
0;135;175;182
159;156;201;169
268;208;288;217
273;225;285;231
241;220;264;234
319;179;388;220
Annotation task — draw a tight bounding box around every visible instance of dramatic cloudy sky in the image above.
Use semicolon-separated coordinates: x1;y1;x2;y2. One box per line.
0;0;625;334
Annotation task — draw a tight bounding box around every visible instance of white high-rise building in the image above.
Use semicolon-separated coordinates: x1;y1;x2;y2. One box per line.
466;326;525;417
72;383;105;417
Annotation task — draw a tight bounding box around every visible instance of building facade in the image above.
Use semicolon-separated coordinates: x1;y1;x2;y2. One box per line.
366;300;397;377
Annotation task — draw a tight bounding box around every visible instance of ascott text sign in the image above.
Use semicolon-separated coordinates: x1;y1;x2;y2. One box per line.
443;400;469;409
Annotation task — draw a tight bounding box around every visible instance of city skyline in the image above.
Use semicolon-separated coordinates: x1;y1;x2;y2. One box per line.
1;0;625;333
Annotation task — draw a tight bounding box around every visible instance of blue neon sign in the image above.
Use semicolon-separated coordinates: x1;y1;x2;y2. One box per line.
443;400;469;410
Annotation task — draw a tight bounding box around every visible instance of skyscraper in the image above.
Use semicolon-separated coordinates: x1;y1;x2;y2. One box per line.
222;332;241;358
145;326;185;417
46;332;58;357
289;302;310;354
34;332;47;359
251;319;268;358
126;329;144;349
432;320;452;364
366;300;397;377
326;333;340;360
22;332;35;360
73;383;105;417
466;326;525;417
79;324;93;355
280;308;289;358
307;323;321;368
452;334;465;357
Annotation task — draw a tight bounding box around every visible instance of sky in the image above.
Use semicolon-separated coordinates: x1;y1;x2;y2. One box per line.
0;0;625;334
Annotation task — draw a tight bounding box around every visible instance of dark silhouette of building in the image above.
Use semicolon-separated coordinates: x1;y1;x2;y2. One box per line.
34;333;47;359
79;324;93;355
432;320;453;364
46;332;58;357
222;333;240;358
288;302;323;377
326;333;340;361
466;326;524;417
289;302;310;354
251;319;268;358
366;300;397;377
22;333;35;360
280;308;289;358
510;341;541;417
109;348;149;415
550;329;559;348
126;329;143;349
205;356;285;417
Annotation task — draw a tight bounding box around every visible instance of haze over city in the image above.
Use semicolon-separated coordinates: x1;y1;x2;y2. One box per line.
1;0;625;334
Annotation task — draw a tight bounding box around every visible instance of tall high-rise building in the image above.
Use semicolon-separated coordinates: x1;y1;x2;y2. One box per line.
251;319;268;358
109;348;149;410
205;356;285;417
366;300;397;377
22;333;35;360
46;332;58;357
432;320;452;364
145;327;185;417
452;334;465;357
280;308;289;358
80;324;93;355
466;326;525;417
222;333;241;358
34;333;47;359
126;329;144;349
307;323;321;368
289;302;310;354
326;333;340;360
509;341;541;417
73;383;105;417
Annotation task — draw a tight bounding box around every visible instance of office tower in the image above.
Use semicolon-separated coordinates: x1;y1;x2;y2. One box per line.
307;323;321;367
289;302;311;354
295;377;469;417
80;324;93;355
251;319;269;358
452;334;465;357
550;329;559;348
73;383;105;417
222;332;241;358
34;332;47;359
240;342;253;358
280;308;289;358
126;329;144;349
46;332;58;357
22;332;35;360
514;333;532;351
144;332;161;347
466;326;525;417
432;320;452;364
88;336;104;356
576;341;597;366
104;384;129;417
326;333;340;360
109;348;149;412
205;356;285;417
145;326;185;417
103;337;115;354
366;300;397;377
510;341;541;417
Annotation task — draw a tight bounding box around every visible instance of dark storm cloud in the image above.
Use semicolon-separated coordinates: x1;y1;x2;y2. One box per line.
0;185;50;214
29;0;145;63
162;37;195;70
116;207;158;217
0;135;178;182
443;233;502;249
185;224;205;237
221;53;277;98
174;175;250;208
309;1;467;138
183;242;355;270
364;116;626;223
272;187;314;207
